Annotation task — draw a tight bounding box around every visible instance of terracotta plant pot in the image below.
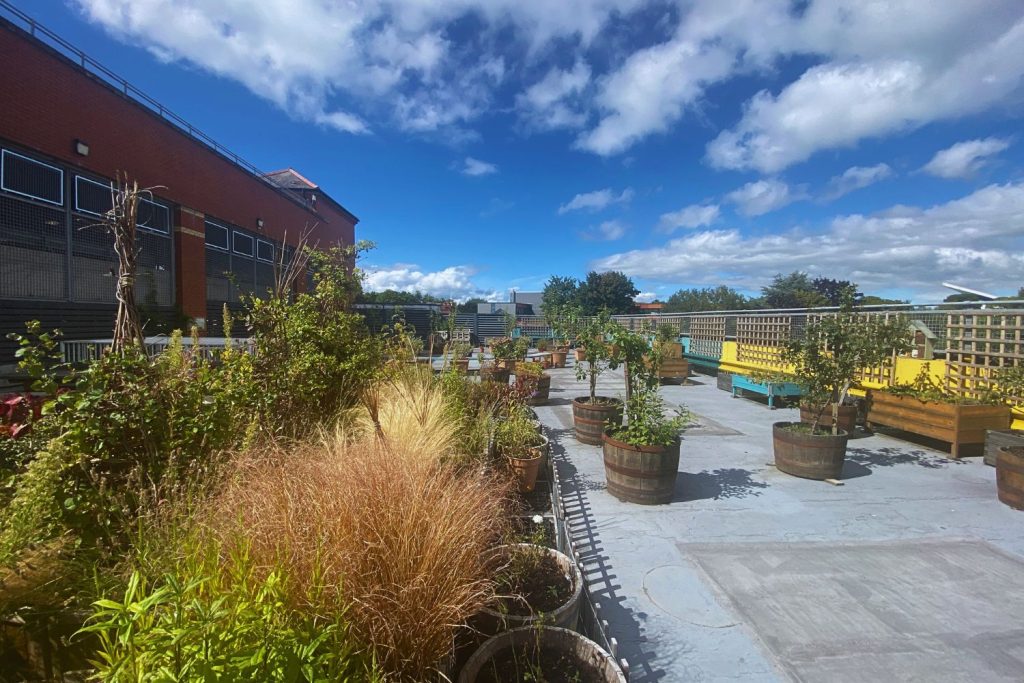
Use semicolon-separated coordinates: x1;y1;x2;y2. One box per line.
996;446;1024;511
572;397;623;446
505;435;549;493
800;403;857;435
458;627;626;683
550;350;567;368
602;431;680;505
772;421;849;480
575;349;587;362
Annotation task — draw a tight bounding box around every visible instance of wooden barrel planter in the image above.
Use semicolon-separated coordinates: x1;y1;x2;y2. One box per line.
996;446;1024;511
602;432;680;505
658;357;689;384
550;350;567;368
480;366;510;385
772;422;849;480
478;545;583;634
800;403;857;435
985;430;1024;467
572;397;622;446
458;626;626;683
454;358;470;373
867;391;1011;458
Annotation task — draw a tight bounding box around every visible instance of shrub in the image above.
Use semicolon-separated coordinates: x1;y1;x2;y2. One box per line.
82;544;382;682
207;436;511;681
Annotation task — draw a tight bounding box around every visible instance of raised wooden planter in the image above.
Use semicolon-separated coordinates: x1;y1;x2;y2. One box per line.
731;375;802;409
866;391;1011;458
984;429;1024;467
480;366;510;385
602;431;680;504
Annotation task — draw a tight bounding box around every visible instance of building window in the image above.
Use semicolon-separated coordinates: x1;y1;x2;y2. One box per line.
137;198;170;234
256;239;274;263
233;231;254;257
1;149;64;206
74;175;112;216
205;221;229;250
0;194;67;300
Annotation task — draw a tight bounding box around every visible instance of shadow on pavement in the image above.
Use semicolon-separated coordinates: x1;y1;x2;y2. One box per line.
675;468;770;501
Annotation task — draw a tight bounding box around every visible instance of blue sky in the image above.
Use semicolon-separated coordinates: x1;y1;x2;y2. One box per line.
14;0;1024;302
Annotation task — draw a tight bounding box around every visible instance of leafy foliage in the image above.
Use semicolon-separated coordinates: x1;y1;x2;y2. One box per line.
573;310;617;403
663;285;751;313
576;271;639;315
540;276;579;316
783;288;911;433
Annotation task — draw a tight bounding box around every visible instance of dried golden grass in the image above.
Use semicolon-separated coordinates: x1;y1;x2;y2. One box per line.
349;367;461;459
207;433;512;681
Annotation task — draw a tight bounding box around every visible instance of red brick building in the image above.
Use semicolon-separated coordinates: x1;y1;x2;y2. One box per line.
0;10;357;361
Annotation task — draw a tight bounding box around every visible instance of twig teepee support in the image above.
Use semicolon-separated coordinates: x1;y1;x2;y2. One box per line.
105;172;148;353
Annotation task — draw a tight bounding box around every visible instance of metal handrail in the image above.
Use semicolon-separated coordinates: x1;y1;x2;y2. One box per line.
0;1;305;205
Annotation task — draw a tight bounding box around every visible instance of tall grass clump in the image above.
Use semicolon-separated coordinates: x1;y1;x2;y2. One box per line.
209;435;512;681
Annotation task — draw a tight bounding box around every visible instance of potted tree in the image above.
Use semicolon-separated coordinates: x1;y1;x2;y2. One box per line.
652;323;688;384
602;326;690;504
491;337;519;373
776;289;910;479
571;310;622;445
494;404;549;493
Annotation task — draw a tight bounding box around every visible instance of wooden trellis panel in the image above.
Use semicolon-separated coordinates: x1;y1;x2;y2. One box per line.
689;315;725;358
805;311;902;387
945;311;1024;405
736;315;792;366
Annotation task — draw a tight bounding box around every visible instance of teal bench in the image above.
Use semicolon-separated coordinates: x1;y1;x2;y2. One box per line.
731;374;802;409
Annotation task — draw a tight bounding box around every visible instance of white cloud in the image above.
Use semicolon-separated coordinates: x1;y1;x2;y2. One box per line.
705;4;1024;172
635;291;657;303
581;220;627;241
922;137;1012;179
363;263;497;300
658;203;720;232
460;157;498;176
557;187;634;214
74;1;1024;158
592;182;1024;299
823;163;894;200
517;61;591;131
726;179;801;216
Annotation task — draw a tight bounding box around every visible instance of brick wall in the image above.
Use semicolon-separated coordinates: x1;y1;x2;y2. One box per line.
0;19;357;325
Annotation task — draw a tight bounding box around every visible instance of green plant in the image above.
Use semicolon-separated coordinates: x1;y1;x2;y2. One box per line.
607;326;689;447
536;339;549;352
656;322;677;345
514;336;530;359
783;288;911;434
451;342;473;359
82;544;382;682
494;405;544;459
491;337;518;361
573;309;616;404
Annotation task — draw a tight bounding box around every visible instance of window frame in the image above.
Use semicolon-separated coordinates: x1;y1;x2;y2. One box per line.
256;239;274;263
72;175;112;216
1;149;65;206
232;231;255;258
204;220;230;251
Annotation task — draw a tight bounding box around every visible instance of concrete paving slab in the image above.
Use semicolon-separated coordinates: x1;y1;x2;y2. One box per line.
539;361;1024;682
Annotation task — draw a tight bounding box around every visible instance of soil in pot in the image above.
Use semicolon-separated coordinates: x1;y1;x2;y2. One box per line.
478;644;603;683
495;546;573;618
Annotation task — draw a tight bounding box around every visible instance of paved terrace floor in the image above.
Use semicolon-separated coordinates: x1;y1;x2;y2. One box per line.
537;363;1024;683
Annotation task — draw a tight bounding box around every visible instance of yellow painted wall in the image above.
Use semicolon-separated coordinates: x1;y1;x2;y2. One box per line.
711;341;1023;429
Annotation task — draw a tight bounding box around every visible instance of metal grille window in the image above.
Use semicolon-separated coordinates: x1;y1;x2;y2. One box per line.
71;216;117;303
1;149;63;205
74;176;112;216
205;247;231;303
255;260;275;298
136;230;173;307
0;194;66;300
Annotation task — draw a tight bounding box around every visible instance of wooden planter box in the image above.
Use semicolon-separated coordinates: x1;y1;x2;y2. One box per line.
658;357;689;383
866;391;1011;458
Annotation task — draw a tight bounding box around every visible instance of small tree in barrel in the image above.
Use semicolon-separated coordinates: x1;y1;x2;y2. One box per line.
783;287;911;435
574;308;616;404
